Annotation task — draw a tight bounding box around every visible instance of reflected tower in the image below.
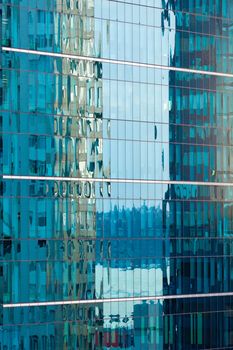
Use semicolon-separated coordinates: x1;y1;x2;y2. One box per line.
1;0;105;348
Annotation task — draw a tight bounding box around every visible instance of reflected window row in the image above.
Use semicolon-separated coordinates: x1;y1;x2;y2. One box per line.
3;67;233;130
3;0;233;23
3;128;233;147
2;309;233;350
4;178;233;200
3;53;233;94
3;15;233;73
3;4;231;39
3;256;233;303
3;112;233;138
3;237;233;261
3;134;233;181
3;196;233;239
99;0;233;21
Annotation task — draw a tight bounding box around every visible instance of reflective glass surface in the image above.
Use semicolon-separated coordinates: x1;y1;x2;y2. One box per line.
1;0;233;349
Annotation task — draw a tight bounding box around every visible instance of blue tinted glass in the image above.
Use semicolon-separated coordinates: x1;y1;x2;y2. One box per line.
1;0;233;349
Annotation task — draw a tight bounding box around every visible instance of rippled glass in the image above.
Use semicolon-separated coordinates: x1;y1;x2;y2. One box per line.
1;0;233;349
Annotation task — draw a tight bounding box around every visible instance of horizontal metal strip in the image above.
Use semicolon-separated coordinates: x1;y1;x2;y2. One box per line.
4;291;233;308
2;47;233;79
3;175;233;187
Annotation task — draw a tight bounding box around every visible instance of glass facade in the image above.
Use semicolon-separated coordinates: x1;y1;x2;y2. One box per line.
1;0;233;349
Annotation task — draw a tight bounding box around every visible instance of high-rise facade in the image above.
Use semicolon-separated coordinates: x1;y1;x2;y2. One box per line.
1;0;233;349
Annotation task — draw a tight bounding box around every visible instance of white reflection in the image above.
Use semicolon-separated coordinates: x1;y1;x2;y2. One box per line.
95;264;163;298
